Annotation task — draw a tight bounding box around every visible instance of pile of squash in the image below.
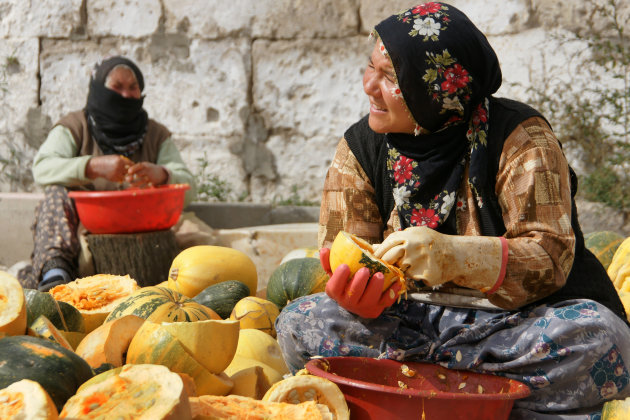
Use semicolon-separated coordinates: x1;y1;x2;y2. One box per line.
585;231;630;320
0;244;350;419
586;232;630;419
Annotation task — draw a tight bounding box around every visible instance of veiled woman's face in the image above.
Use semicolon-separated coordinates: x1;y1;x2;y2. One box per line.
363;42;416;134
105;66;142;99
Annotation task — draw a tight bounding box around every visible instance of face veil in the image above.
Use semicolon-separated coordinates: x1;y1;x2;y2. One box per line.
85;56;148;157
373;2;503;231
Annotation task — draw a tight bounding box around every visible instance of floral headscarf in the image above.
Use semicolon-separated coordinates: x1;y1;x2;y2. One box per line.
374;2;502;231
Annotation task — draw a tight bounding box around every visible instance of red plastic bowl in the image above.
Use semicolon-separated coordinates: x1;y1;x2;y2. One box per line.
69;184;190;234
306;357;531;420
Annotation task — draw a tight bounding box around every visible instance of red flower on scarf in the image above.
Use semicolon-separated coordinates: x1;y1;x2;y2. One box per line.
393;156;414;184
412;3;442;16
472;103;488;126
441;64;469;94
410;208;439;228
446;115;462;124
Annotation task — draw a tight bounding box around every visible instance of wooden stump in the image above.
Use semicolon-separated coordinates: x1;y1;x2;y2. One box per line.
87;230;180;287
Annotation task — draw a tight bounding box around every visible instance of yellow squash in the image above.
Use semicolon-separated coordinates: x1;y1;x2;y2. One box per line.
0;271;27;336
235;328;290;375
127;321;234;396
329;231;406;295
168;245;258;298
229;297;280;337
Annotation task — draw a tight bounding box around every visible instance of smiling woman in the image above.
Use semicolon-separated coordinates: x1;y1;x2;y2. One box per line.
363;42;416;135
275;2;630;418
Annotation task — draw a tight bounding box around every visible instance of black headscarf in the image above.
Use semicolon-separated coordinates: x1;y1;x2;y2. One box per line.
85;56;148;157
373;2;502;230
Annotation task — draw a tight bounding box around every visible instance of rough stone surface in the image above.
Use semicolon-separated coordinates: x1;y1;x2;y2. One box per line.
577;199;630;236
88;0;161;38
163;0;359;39
0;0;627;227
0;0;83;38
214;223;318;291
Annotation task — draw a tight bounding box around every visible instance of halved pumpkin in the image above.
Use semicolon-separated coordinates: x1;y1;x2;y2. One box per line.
189;394;332;420
60;364;191;420
74;314;145;369
126;321;234;396
0;379;58;420
0;271;27;336
330;231;406;295
24;288;85;333
49;274;139;333
263;374;350;420
160;319;240;374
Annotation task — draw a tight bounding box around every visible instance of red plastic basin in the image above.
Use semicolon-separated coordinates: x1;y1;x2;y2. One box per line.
306;357;531;420
69;184;190;234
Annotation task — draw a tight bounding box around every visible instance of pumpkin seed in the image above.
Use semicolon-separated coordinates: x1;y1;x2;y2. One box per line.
401;364;416;377
288;389;301;404
303;389;317;401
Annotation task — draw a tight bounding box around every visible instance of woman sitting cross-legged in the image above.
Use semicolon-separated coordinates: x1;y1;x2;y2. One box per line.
275;3;630;419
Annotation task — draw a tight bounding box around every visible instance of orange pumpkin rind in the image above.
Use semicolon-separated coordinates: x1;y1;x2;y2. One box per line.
329;231;406;296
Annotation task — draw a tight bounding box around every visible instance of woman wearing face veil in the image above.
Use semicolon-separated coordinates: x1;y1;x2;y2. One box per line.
18;56;196;292
275;3;630;418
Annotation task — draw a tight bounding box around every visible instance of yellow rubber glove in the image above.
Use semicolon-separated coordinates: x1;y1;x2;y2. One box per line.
372;226;507;293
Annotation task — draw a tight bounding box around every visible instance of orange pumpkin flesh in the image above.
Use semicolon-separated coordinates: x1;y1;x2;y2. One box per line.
49;274;139;333
60;364;191;420
0;379;58;420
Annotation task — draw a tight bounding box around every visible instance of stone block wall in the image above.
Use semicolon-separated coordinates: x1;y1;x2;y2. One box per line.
1;0;627;205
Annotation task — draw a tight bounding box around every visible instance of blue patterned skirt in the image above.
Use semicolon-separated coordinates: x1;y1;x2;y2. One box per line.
275;293;630;419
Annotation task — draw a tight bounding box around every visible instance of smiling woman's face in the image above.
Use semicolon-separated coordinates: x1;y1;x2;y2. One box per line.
363;42;416;135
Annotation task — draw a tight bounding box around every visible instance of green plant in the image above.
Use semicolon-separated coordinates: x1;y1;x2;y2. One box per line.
516;0;629;212
0;50;36;192
0;138;35;192
272;184;319;207
194;152;235;202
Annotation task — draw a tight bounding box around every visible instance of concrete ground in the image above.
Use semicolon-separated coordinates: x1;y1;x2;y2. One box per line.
0;193;320;292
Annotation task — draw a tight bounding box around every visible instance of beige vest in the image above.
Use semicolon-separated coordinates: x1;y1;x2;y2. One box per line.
56;110;171;190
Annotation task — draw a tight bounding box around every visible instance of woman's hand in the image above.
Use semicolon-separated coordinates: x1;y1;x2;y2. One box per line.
373;227;506;293
320;248;401;318
125;162;168;188
85;155;133;183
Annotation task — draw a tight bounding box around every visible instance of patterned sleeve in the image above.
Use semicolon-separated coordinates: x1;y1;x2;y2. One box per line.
489;116;576;309
318;138;385;249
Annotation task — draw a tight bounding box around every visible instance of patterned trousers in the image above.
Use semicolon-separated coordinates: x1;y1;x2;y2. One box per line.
276;293;630;419
17;185;80;289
